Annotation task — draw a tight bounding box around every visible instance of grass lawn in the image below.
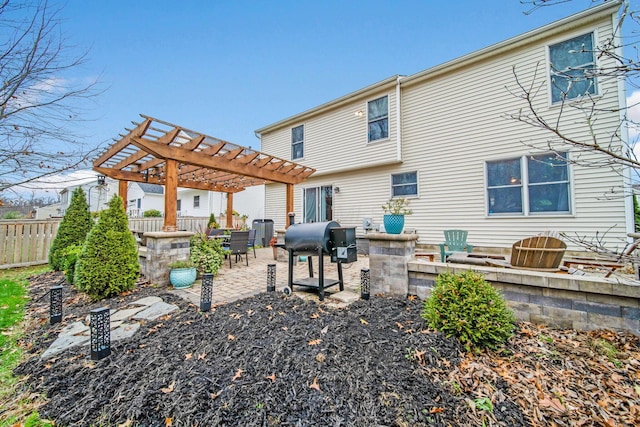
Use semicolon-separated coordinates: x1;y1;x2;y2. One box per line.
0;265;52;427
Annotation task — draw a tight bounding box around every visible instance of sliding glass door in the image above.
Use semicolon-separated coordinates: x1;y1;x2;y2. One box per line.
303;186;333;223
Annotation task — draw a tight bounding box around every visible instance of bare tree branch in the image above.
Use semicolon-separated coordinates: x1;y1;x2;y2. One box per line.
0;0;105;197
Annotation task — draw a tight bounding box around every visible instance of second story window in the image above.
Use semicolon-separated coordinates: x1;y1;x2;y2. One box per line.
368;95;388;142
193;195;200;208
292;125;304;160
549;32;596;103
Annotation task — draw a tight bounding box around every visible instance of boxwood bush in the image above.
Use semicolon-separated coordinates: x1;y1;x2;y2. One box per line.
421;270;516;352
74;195;139;300
48;187;93;270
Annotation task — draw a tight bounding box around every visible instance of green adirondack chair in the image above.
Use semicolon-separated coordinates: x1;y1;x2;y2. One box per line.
439;229;473;262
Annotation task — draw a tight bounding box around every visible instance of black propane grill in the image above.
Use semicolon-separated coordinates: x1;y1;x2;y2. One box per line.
284;221;357;301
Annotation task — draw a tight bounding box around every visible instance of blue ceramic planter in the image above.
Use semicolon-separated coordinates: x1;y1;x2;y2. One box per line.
383;214;405;234
169;267;197;289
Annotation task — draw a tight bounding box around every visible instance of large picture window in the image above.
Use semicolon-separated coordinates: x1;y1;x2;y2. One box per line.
487;153;570;215
549;32;596;103
391;171;418;197
303;186;332;223
292;125;304;160
368;96;388;142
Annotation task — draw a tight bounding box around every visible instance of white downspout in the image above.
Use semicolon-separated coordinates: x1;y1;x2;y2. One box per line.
396;75;402;161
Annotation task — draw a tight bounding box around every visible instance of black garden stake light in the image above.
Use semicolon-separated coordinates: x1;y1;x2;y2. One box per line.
90;307;111;360
49;286;63;324
360;268;370;300
201;273;214;311
267;263;276;292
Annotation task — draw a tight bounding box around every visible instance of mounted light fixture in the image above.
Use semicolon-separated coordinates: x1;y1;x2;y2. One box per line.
97;175;106;185
334;187;340;193
354;110;364;117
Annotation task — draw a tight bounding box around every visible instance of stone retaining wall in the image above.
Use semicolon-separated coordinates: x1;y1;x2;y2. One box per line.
408;261;640;334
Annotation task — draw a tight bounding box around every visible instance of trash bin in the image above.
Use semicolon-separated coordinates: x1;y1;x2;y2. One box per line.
251;219;274;247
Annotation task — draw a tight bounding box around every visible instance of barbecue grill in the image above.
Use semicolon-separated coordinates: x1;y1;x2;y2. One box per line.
284;221;357;301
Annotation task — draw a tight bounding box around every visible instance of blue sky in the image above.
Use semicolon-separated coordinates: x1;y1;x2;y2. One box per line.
57;0;632;151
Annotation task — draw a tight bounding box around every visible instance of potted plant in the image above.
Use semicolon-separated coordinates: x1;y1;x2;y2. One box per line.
382;197;412;234
168;259;197;289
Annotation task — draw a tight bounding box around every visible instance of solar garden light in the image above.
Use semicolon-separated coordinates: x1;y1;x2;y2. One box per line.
360;268;370;300
49;286;63;324
90;307;111;360
201;273;214;312
267;263;276;292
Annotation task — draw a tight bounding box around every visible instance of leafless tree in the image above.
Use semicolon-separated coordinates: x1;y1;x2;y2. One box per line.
511;1;640;174
0;0;104;199
511;1;640;268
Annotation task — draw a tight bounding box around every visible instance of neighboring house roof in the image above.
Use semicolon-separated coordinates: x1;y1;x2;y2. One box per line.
137;183;164;194
254;0;622;135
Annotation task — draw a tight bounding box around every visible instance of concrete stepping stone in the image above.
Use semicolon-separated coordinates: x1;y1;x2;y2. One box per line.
329;291;360;304
132;301;178;321
110;306;147;322
41;333;90;359
130;296;163;306
60;321;89;336
111;323;141;341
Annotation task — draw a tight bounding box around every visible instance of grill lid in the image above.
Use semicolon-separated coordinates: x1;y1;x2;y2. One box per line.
284;221;340;254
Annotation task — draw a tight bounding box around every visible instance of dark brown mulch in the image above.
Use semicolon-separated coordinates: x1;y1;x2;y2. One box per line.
13;272;640;426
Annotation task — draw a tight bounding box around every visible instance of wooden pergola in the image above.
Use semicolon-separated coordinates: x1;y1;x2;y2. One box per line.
93;115;315;231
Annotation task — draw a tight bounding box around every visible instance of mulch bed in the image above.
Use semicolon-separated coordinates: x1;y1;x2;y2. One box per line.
12;271;640;426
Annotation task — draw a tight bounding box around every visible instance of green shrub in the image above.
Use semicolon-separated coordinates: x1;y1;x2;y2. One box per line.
48;187;93;270
74;195;139;300
61;244;82;285
207;213;219;229
169;259;196;269
3;211;22;219
189;233;224;275
422;270;516;352
143;209;162;218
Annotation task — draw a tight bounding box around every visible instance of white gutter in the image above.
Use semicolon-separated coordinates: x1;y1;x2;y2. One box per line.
396;75;403;161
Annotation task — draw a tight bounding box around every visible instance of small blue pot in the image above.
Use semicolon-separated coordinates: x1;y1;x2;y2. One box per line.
383;214;405;234
169;267;197;289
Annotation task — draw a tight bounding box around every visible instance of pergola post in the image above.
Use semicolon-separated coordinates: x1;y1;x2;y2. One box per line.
226;193;233;228
286;183;294;228
118;181;128;211
163;159;178;232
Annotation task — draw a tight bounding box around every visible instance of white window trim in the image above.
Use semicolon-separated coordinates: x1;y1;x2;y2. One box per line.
546;29;600;107
367;95;390;143
291;124;304;160
484;153;573;217
389;171;419;199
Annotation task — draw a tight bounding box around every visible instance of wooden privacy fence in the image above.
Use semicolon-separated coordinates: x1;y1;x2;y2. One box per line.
0;217;209;269
0;219;60;269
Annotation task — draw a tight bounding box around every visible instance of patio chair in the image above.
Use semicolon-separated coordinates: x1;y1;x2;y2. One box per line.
223;230;250;268
488;235;567;271
439;229;473;262
207;228;225;239
247;229;257;258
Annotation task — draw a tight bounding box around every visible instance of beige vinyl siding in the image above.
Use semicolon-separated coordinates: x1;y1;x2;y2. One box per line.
400;15;627;249
261;89;399;174
260;4;628;252
264;183;288;230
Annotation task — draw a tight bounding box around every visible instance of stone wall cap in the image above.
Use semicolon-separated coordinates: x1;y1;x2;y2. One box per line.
144;231;195;238
365;232;419;242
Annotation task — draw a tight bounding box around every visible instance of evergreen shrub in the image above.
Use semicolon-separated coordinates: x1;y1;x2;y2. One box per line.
74;195;139;300
422;270;516;352
61;244;82;285
143;209;162;217
48;187;93;270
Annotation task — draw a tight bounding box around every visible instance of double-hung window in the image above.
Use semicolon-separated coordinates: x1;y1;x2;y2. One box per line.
549;32;596;103
391;172;418;197
487;153;570;215
368;96;388;142
292;125;304;160
193;195;200;208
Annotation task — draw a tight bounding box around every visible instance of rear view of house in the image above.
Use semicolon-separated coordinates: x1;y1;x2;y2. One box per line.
255;1;631;251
